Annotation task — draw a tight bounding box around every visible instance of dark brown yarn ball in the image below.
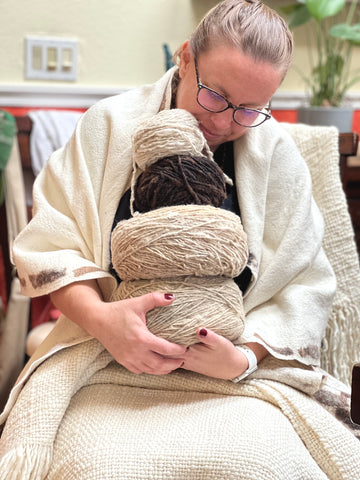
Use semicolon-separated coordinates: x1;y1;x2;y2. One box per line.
133;154;227;213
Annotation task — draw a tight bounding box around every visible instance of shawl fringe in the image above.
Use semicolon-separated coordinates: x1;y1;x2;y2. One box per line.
321;296;360;384
0;444;52;480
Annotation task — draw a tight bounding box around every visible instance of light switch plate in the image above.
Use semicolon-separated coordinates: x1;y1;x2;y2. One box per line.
25;36;78;81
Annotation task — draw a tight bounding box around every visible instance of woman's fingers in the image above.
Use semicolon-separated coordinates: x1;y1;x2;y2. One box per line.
126;350;184;376
127;292;187;357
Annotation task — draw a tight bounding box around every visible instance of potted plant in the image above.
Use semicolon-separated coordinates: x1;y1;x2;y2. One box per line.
281;0;360;132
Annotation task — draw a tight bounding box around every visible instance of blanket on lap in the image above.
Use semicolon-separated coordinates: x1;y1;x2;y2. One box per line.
0;336;359;480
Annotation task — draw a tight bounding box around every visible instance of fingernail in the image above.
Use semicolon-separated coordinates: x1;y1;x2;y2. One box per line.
164;293;174;300
199;328;207;337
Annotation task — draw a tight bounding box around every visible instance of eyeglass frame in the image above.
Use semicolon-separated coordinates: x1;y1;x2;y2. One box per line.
194;57;272;128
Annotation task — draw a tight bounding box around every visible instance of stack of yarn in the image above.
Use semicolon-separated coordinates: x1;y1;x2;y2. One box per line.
110;109;248;346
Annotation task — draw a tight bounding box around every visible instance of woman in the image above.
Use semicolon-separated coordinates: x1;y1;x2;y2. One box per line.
1;1;359;479
20;0;293;380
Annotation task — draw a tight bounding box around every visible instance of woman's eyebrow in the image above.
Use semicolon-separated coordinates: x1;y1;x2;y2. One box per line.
208;79;230;99
205;77;267;109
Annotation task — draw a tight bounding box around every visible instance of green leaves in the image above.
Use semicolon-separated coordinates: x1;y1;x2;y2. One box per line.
331;23;360;45
311;54;345;106
283;0;347;27
281;0;359;106
306;0;346;22
286;4;311;29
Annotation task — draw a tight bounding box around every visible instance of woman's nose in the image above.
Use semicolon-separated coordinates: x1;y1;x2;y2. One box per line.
210;109;234;130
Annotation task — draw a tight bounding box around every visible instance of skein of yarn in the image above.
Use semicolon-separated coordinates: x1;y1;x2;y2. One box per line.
111;205;248;282
133;154;227;212
111;276;245;346
132;109;213;172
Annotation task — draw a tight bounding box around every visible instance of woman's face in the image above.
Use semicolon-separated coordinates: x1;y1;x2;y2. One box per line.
176;41;283;150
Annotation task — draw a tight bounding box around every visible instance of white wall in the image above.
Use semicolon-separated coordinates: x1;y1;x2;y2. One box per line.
0;0;359;95
0;0;218;87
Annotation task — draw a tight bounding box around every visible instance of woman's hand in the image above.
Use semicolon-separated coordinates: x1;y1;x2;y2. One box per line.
180;328;268;380
50;280;187;376
98;291;187;375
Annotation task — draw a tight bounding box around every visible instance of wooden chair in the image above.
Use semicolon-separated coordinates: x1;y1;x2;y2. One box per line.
339;132;360;252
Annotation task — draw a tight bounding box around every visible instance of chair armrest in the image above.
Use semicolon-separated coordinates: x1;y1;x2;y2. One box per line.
339;132;359;188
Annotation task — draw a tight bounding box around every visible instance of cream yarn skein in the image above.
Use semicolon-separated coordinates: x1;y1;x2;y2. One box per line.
112;205;248;281
111;276;245;346
132;109;213;172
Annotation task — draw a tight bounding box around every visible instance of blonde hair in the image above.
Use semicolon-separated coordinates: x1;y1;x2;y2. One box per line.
174;0;293;80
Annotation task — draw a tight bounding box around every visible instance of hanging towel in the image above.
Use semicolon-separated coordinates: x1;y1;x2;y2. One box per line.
28;110;82;176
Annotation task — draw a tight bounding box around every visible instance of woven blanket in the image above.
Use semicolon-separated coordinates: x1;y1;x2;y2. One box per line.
0;338;359;479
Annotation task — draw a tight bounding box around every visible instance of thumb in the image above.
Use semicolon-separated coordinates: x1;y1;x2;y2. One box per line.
135;292;186;356
196;327;219;345
135;291;175;314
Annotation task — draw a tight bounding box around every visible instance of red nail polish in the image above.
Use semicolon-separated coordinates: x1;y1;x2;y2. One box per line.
164;293;174;300
199;328;207;337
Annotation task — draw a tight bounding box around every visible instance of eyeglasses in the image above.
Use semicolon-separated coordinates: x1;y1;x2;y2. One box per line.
194;57;271;128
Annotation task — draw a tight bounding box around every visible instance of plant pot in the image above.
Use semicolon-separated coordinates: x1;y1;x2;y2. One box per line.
297;106;354;133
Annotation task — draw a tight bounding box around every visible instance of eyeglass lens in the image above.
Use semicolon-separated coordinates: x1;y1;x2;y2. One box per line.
197;86;269;127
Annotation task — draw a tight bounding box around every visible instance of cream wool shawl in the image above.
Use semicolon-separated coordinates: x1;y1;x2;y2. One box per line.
0;66;336;412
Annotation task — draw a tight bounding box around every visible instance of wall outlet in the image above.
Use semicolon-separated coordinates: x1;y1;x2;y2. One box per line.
25;36;78;81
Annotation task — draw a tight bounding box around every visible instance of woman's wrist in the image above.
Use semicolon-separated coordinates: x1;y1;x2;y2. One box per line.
231;342;268;383
245;342;269;363
231;346;258;382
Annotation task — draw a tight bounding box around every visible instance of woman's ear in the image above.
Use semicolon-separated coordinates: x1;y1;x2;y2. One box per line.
178;40;192;79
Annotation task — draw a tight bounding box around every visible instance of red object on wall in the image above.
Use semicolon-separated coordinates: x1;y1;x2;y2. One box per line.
2;106;86;116
353;110;360;136
271;110;297;124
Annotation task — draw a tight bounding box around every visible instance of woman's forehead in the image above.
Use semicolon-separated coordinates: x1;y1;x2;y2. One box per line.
197;46;282;106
